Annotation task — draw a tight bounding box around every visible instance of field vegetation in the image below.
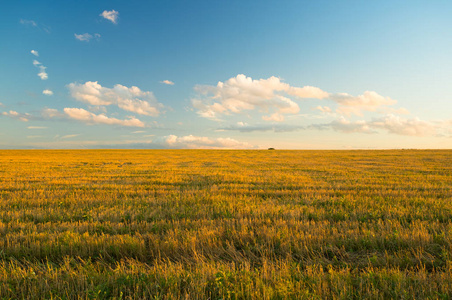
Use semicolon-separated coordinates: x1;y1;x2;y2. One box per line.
1;150;452;299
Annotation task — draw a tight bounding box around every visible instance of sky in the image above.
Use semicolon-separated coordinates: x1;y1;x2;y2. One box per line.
1;0;451;149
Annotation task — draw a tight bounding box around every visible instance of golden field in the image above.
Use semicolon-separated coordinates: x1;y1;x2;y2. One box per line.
1;149;452;299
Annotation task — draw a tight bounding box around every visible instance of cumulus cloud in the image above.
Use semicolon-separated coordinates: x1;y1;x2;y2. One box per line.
330;91;397;116
42;89;53;95
31;50;39;56
312;115;437;136
192;74;407;123
370;114;436;136
262;112;285;122
160;80;174;85
100;10;119;24
2;110;30;122
41;108;64;119
68;81;164;116
192;74;328;121
63;108;145;127
162;134;256;149
74;33;100;42
33;60;48;80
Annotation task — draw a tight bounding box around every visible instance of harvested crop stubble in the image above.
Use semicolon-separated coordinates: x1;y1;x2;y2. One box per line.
1;149;452;299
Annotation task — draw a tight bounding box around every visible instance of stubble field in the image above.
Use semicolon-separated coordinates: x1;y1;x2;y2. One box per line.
1;149;452;299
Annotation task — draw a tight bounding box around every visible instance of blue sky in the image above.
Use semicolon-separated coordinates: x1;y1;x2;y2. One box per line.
1;0;451;149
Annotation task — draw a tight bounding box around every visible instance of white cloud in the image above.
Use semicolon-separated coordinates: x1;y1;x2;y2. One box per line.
38;68;48;80
315;106;332;113
27;126;47;129
33;60;48;80
27;135;43;139
2;110;30;122
41;108;64;118
61;134;81;139
219;122;304;133
160;80;175;85
312;115;437;137
286;86;329;99
262;112;285;122
74;33;100;42
42;89;53;95
370;114;435;136
192;75;406;122
20;19;37;27
20;20;50;33
31;50;39;56
132;130;145;134
100;10;119;24
192;74;328;121
163;134;256;149
68;81;164;116
64;108;145;127
75;33;92;41
315;117;375;134
330;91;397;116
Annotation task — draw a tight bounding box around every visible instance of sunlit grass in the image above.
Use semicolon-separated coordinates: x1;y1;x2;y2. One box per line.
1;150;451;299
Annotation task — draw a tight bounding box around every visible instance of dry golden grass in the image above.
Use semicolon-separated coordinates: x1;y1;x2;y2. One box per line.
0;149;451;299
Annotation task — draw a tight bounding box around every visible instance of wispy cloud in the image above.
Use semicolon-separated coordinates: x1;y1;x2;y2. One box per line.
100;10;119;24
74;33;101;42
68;81;164;116
30;50;39;56
61;134;81;139
314;106;332;113
42;89;53;95
32;60;48;80
219;122;304;133
160;80;175;85
20;19;50;33
311;117;375;134
27;126;47;129
63;108;145;127
20;19;37;27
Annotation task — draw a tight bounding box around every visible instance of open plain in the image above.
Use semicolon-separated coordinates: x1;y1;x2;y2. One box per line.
1;150;452;299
